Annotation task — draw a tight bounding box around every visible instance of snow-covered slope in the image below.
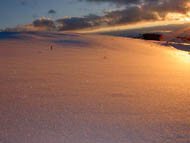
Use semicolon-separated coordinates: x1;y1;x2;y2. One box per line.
0;32;190;143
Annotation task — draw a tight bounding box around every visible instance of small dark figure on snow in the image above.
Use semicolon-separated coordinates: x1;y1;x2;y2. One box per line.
50;45;53;51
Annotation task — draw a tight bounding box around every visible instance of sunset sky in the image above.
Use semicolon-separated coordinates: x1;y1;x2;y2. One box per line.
1;0;190;32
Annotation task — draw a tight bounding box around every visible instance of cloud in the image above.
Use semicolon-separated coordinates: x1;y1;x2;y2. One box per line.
33;17;56;29
56;0;190;31
56;14;103;30
3;17;56;32
104;6;160;25
80;0;190;24
57;17;91;30
43;0;189;31
48;9;56;15
143;0;190;16
3;0;190;32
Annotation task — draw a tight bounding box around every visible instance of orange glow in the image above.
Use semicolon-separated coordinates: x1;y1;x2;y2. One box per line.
173;50;190;64
166;12;190;22
75;21;178;33
74;12;190;33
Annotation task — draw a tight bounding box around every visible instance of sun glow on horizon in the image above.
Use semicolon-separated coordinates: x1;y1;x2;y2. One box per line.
75;20;190;34
74;12;190;33
166;12;190;22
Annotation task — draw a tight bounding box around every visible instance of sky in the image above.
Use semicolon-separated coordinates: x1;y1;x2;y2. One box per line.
0;0;115;29
0;0;190;32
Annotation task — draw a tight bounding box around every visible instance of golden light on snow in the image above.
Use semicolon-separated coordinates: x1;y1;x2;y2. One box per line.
1;32;190;143
174;50;190;63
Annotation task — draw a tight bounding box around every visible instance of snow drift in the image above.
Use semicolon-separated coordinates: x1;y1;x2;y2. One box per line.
0;32;190;143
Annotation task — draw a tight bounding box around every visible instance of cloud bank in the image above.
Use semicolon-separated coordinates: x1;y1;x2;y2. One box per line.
82;0;190;23
3;0;190;32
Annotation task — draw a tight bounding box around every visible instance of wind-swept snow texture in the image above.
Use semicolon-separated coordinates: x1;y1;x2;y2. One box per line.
0;32;190;143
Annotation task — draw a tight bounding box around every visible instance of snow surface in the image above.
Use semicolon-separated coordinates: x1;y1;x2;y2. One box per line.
0;32;190;143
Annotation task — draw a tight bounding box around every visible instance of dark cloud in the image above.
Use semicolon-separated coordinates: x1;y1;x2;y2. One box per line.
76;0;190;27
33;17;56;30
2;18;57;32
56;14;103;30
48;9;56;15
104;6;159;25
142;0;190;16
57;17;91;30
